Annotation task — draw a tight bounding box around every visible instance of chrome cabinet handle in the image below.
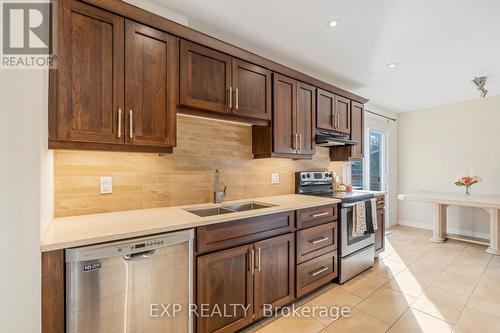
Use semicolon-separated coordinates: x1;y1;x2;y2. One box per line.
299;134;302;151
229;86;233;108
310;236;329;245
312;212;329;218
336;114;340;128
129;109;133;139
256;247;262;271
249;249;255;274
310;267;329;277
117;108;122;138
235;88;239;110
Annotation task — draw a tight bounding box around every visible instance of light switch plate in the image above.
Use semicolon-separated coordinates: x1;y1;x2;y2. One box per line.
100;176;113;194
271;173;280;184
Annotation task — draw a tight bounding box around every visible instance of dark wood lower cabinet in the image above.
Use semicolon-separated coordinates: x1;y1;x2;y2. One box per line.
42;250;65;333
253;233;295;319
375;196;386;256
196;244;254;333
196;232;295;333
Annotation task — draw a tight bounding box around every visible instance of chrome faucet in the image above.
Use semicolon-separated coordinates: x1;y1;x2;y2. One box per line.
214;169;226;204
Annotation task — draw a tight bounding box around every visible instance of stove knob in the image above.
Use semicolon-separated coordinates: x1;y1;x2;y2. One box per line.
301;174;306;179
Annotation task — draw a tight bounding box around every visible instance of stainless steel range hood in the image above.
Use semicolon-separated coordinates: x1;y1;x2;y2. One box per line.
315;129;359;147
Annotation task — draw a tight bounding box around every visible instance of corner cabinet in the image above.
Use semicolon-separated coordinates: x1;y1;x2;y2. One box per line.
49;0;177;153
252;74;315;159
180;40;272;122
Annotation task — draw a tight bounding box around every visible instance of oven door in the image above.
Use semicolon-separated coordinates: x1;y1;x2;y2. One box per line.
340;203;375;257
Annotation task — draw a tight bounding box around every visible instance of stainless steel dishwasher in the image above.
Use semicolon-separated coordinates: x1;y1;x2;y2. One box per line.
66;229;194;333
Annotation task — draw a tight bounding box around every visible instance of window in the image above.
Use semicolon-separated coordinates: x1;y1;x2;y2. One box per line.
349;129;385;191
351;160;363;189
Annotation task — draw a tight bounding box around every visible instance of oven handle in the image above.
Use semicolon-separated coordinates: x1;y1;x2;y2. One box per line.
342;203;356;208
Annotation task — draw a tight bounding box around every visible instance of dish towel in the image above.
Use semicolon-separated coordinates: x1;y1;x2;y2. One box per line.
352;201;367;237
371;198;378;231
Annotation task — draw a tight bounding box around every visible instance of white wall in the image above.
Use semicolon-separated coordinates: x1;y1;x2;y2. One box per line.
399;95;500;238
0;69;45;332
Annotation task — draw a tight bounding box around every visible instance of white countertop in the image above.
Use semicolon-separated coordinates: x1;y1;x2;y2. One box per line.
41;194;341;252
398;191;500;209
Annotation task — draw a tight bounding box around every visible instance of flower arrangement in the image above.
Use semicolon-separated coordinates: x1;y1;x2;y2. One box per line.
454;175;480;196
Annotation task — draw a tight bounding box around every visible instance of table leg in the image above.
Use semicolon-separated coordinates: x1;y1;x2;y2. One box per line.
485;208;500;255
430;204;448;243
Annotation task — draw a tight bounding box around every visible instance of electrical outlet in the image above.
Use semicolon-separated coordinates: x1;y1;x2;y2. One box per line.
271;173;280;184
100;176;113;194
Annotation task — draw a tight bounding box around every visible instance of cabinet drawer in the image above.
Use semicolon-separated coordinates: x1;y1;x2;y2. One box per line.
296;250;338;297
296;204;337;230
197;211;294;254
376;196;385;209
296;222;337;264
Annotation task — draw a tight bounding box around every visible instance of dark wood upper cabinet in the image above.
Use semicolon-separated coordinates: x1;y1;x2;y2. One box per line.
350;101;364;159
50;0;124;145
296;82;316;155
197;244;254;333
316;89;335;131
272;74;297;155
232;59;272;120
180;41;271;122
180;40;232;114
335;95;351;134
49;0;176;153
252;74;314;159
253;233;295;319
125;20;177;147
317;89;351;135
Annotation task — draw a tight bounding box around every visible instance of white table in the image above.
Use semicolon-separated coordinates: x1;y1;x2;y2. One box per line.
398;192;500;255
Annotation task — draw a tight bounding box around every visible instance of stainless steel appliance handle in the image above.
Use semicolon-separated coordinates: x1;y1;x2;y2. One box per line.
235;88;239;110
129;109;133;139
117;108;122;138
256;247;262;271
310;267;329;276
342;203;356;208
122;249;156;261
229;86;233;108
310;236;329;245
312;212;329;218
249;249;255;274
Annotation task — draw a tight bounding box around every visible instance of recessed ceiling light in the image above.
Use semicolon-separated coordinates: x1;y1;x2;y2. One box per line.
387;63;398;68
327;20;338;28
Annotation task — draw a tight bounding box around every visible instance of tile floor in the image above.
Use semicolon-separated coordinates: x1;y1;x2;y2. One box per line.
248;225;500;333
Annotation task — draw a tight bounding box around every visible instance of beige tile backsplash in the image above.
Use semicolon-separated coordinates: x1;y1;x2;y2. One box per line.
54;115;344;217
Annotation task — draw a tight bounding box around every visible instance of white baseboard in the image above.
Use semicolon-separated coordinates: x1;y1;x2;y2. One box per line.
398;219;490;240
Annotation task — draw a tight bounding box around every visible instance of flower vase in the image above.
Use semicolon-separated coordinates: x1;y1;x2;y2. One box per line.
465;185;471;196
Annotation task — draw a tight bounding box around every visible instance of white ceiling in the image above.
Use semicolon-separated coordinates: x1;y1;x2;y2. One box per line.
154;0;500;112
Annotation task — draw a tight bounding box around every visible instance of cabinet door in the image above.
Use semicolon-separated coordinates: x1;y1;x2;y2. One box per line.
350;101;364;159
125;20;177;147
254;233;295;319
180;40;232;114
335;95;351;134
54;0;124;143
375;209;385;252
296;81;316;155
316;89;335;131
232;59;271;120
273;74;297;154
197;244;254;333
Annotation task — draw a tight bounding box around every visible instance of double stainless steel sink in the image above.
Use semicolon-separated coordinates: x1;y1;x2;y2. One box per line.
186;201;275;217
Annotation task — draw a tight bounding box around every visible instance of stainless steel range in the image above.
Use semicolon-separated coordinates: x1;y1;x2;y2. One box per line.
296;171;375;283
